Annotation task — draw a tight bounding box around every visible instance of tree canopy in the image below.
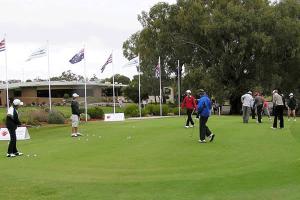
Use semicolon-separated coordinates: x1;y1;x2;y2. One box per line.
123;0;300;113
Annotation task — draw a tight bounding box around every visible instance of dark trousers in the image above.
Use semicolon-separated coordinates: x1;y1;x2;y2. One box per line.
257;104;263;123
186;109;194;126
273;105;284;128
7;128;18;154
199;116;212;141
251;107;256;119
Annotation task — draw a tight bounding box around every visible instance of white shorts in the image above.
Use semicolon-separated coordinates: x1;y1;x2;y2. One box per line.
71;114;79;127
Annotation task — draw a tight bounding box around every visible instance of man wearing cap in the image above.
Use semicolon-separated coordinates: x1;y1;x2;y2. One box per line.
181;90;197;128
272;90;284;129
6;99;24;158
241;91;253;123
287;93;297;121
71;93;82;137
197;89;215;143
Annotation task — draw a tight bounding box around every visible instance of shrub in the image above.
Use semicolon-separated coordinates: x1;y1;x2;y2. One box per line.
63;93;70;99
30;110;48;122
87;107;104;119
172;107;186;115
80;113;91;121
18;109;47;126
124;104;139;117
146;104;169;116
48;111;65;124
144;104;155;115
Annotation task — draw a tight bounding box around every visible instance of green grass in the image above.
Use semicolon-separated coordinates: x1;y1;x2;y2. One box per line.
0;116;300;199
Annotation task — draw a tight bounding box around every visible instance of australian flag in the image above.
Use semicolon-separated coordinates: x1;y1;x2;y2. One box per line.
69;49;84;64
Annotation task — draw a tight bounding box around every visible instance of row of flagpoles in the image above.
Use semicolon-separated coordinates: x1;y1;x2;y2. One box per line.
0;37;184;120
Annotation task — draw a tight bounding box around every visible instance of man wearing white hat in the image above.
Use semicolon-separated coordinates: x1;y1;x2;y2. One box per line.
6;99;24;158
181;90;197;128
272;89;284;129
287;93;297;121
241;91;253;123
71;93;82;137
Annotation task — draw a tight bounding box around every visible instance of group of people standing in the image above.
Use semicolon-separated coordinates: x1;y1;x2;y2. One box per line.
241;90;297;129
181;89;215;143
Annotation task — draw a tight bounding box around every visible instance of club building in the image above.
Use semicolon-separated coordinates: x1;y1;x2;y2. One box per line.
0;81;127;106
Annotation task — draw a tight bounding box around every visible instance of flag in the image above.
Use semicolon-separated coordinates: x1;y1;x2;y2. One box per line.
123;56;139;71
123;56;139;67
26;46;47;61
181;64;186;77
69;49;84;64
0;39;5;52
101;53;112;73
155;62;160;78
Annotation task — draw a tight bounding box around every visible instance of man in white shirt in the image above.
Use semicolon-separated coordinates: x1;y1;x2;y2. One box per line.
272;90;284;129
241;91;253;123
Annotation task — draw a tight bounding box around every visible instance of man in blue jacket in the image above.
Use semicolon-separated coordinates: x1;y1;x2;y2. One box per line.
197;89;215;143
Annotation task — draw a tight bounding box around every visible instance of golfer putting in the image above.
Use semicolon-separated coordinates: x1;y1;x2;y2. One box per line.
181;90;197;128
197;89;215;143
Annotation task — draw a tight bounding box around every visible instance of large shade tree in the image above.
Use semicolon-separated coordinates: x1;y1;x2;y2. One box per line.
123;0;300;114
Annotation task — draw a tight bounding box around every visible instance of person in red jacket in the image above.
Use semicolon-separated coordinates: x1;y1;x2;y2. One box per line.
181;90;197;128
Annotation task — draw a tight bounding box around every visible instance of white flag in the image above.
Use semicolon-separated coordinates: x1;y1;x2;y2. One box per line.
181;64;186;77
123;56;139;68
26;46;47;61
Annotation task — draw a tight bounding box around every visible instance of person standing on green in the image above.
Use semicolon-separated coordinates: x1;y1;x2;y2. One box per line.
71;93;82;137
6;99;24;158
287;93;297;121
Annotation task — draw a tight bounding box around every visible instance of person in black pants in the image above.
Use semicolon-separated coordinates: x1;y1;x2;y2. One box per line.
6;99;24;158
254;92;264;123
181;90;197;128
197;89;215;143
272;90;284;129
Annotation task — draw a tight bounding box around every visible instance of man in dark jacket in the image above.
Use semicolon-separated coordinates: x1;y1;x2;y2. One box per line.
6;99;23;158
197;89;215;143
254;92;264;123
71;93;82;137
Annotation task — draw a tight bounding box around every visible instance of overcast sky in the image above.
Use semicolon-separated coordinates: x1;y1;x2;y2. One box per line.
0;0;176;81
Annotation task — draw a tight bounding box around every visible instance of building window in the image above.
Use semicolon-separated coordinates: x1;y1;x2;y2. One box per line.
14;90;22;97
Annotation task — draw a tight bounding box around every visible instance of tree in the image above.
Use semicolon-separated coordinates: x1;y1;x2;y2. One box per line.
105;74;131;85
123;0;300;114
89;74;99;81
123;75;148;103
51;70;85;81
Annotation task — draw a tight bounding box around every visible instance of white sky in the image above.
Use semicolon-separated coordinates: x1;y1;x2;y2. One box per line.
0;0;176;81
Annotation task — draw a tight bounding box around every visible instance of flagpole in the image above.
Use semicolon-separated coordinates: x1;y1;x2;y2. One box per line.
84;46;88;122
177;60;181;117
138;54;141;118
4;34;9;110
47;40;52;111
159;56;162;117
112;51;116;114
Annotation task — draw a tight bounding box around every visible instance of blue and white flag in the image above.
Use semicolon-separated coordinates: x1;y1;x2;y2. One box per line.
69;49;84;64
123;56;139;67
26;46;47;61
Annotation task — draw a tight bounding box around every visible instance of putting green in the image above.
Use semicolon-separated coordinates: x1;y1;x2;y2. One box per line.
0;116;299;200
